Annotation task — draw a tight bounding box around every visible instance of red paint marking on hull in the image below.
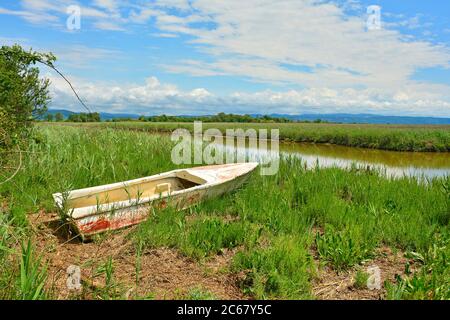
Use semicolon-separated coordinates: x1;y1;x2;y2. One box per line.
79;218;110;233
77;210;150;235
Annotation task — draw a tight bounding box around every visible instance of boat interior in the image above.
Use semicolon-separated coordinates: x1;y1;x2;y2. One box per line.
66;170;207;209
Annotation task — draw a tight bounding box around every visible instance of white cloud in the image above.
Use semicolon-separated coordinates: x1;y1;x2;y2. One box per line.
151;33;179;38
53;45;123;68
48;74;217;114
93;0;118;12
151;0;450;91
0;0;125;30
385;14;433;31
47;74;450;117
129;8;159;24
0;6;58;24
93;20;126;31
0;37;123;71
2;0;450;115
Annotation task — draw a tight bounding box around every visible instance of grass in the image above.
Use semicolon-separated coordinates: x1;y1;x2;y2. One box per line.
0;233;47;299
315;224;375;271
232;235;315;299
386;236;449;299
18;240;47;300
354;270;370;289
91;256;124;299
186;287;217;300
182;217;254;259
132;208;258;259
0;212;48;300
0;125;448;299
45;121;450;152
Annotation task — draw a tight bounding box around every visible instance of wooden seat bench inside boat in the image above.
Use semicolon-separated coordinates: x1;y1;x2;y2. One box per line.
67;170;206;209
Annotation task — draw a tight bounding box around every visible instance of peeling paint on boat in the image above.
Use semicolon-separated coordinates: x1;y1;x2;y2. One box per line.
53;163;258;240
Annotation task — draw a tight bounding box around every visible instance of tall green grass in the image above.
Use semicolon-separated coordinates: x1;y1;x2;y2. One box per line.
315;224;376;271
18;240;47;300
46;121;450;152
132;208;259;260
386;235;449;300
0;232;47;299
0;125;448;299
232;235;314;299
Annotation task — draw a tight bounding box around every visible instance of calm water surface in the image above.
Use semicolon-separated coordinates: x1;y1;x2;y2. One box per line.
208;138;450;179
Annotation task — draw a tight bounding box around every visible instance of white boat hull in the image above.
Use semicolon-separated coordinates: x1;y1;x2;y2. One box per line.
53;163;258;240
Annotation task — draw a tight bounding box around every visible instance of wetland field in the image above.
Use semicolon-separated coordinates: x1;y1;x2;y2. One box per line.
52;121;450;152
0;124;449;300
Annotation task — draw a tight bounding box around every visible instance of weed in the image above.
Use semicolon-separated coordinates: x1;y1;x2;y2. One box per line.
93;256;122;299
386;236;449;300
18;240;47;300
232;235;314;299
182;218;254;259
50;121;450;152
186;287;217;300
354;270;369;289
315;224;375;271
0;125;448;300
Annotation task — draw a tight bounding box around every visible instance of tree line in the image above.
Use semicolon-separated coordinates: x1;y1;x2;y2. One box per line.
45;112;100;122
44;112;331;123
138;112;294;123
44;112;294;123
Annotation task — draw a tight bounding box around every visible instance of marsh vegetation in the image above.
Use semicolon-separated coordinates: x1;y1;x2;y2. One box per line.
47;121;450;152
0;125;448;299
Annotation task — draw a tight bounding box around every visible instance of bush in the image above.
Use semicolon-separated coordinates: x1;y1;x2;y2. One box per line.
315;224;375;271
386;236;449;300
0;44;55;158
232;236;314;299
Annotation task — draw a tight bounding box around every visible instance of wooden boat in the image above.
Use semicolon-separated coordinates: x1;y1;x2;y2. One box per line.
53;162;258;240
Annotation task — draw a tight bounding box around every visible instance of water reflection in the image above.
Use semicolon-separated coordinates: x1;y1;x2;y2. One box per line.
209;138;450;179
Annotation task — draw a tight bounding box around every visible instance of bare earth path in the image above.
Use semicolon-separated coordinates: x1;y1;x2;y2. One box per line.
30;212;245;300
29;211;414;300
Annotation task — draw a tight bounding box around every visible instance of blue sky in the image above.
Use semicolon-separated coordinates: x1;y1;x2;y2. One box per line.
1;0;450;116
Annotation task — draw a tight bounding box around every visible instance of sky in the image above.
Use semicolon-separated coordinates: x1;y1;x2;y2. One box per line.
1;0;450;117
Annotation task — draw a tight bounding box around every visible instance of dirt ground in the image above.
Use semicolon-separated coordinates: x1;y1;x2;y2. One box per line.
29;211;414;300
311;246;416;300
30;211;245;300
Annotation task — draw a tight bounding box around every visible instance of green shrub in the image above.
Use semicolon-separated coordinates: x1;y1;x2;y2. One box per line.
0;45;55;157
233;236;314;299
387;236;449;300
182;218;254;259
18;240;47;300
354;270;369;289
315;224;375;271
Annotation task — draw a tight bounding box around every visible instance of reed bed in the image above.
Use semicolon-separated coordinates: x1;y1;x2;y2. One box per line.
0;126;448;299
46;121;450;152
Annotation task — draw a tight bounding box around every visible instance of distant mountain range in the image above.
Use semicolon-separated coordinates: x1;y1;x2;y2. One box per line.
263;113;450;125
44;109;450;125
